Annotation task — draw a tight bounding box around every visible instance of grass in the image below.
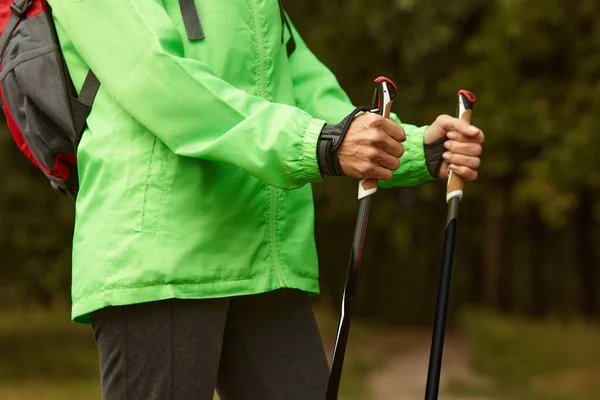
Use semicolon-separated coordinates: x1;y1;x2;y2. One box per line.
0;305;377;400
4;306;600;400
450;309;600;400
0;307;101;400
314;304;390;399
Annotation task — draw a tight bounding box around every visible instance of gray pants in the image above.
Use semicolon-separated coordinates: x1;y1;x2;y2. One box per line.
91;289;330;400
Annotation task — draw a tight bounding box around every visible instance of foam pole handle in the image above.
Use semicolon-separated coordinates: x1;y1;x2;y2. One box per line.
445;90;476;203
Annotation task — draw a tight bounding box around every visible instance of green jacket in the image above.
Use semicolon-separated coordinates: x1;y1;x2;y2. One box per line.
48;0;433;323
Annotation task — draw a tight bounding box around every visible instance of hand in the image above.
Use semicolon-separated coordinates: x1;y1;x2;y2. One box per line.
424;114;484;180
337;112;406;181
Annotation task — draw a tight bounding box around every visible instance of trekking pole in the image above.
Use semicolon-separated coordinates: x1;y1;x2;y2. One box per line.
424;90;476;400
326;76;397;400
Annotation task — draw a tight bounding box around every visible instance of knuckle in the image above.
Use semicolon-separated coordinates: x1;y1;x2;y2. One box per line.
368;130;382;144
367;113;382;125
396;125;406;140
365;165;376;176
473;157;481;169
358;162;369;174
365;147;379;160
397;144;405;158
436;114;451;124
475;144;483;156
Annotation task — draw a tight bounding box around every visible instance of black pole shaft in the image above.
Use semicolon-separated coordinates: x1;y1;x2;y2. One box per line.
425;197;459;399
326;195;372;400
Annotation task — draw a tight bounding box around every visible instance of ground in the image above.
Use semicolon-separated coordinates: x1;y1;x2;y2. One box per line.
365;334;490;400
315;307;491;400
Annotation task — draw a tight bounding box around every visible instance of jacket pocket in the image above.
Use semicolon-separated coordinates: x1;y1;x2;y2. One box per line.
140;136;174;233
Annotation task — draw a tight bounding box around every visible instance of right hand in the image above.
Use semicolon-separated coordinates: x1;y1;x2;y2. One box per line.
337;112;406;181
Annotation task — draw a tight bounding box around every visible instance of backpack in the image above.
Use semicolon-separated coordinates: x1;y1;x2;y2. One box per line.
0;0;295;200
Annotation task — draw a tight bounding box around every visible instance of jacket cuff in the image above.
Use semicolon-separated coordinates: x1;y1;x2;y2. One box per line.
402;126;436;183
300;118;327;183
379;123;435;188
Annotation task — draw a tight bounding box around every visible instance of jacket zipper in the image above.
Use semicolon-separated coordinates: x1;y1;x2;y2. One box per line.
250;0;267;101
251;0;285;286
269;187;285;286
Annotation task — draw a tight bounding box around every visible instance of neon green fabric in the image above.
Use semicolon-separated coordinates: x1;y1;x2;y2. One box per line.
48;0;433;323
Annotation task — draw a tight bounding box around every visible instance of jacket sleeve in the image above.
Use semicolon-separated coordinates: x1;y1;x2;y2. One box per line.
286;17;434;187
48;0;325;190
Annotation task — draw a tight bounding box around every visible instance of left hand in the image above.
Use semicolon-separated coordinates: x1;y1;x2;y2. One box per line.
424;114;484;181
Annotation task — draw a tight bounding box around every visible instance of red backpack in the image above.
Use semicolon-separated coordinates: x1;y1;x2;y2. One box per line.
0;0;99;198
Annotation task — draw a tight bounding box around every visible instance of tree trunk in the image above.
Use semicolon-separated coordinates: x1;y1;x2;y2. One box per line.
529;210;547;316
575;189;598;317
482;189;505;309
498;215;513;312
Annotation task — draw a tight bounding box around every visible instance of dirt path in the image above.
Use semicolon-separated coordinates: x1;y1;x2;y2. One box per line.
365;334;491;400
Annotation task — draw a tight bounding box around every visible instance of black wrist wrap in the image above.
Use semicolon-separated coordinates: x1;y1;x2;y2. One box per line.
424;137;448;179
317;106;369;176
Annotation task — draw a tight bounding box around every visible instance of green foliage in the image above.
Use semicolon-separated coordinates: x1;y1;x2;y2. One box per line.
0;126;75;306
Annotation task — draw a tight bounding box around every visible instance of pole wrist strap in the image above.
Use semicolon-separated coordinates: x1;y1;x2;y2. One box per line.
424;137;448;179
317;106;369;177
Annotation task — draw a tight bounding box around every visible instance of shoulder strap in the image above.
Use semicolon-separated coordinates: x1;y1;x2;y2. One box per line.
72;70;100;134
277;0;296;57
282;15;296;57
0;0;34;60
179;0;205;41
78;70;100;108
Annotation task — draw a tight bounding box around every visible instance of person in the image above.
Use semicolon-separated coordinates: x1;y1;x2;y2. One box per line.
48;0;484;399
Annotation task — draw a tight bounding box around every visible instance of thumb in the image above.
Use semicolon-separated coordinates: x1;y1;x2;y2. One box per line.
435;114;481;137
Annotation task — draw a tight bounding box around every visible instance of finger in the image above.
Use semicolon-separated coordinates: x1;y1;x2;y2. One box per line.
379;135;405;158
446;130;485;143
359;161;393;181
442;152;481;169
376;150;401;171
359;145;401;170
438;161;450;179
435;114;482;138
369;115;406;142
449;164;478;181
371;165;394;181
444;140;482;157
382;120;406;143
364;124;405;158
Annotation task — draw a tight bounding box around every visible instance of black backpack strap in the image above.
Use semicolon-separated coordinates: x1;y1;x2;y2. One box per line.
72;70;100;134
283;16;296;57
179;0;205;41
78;70;100;107
277;0;296;57
0;0;34;60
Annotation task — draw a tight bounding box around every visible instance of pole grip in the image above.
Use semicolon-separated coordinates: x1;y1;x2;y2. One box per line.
359;77;397;199
446;90;476;203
